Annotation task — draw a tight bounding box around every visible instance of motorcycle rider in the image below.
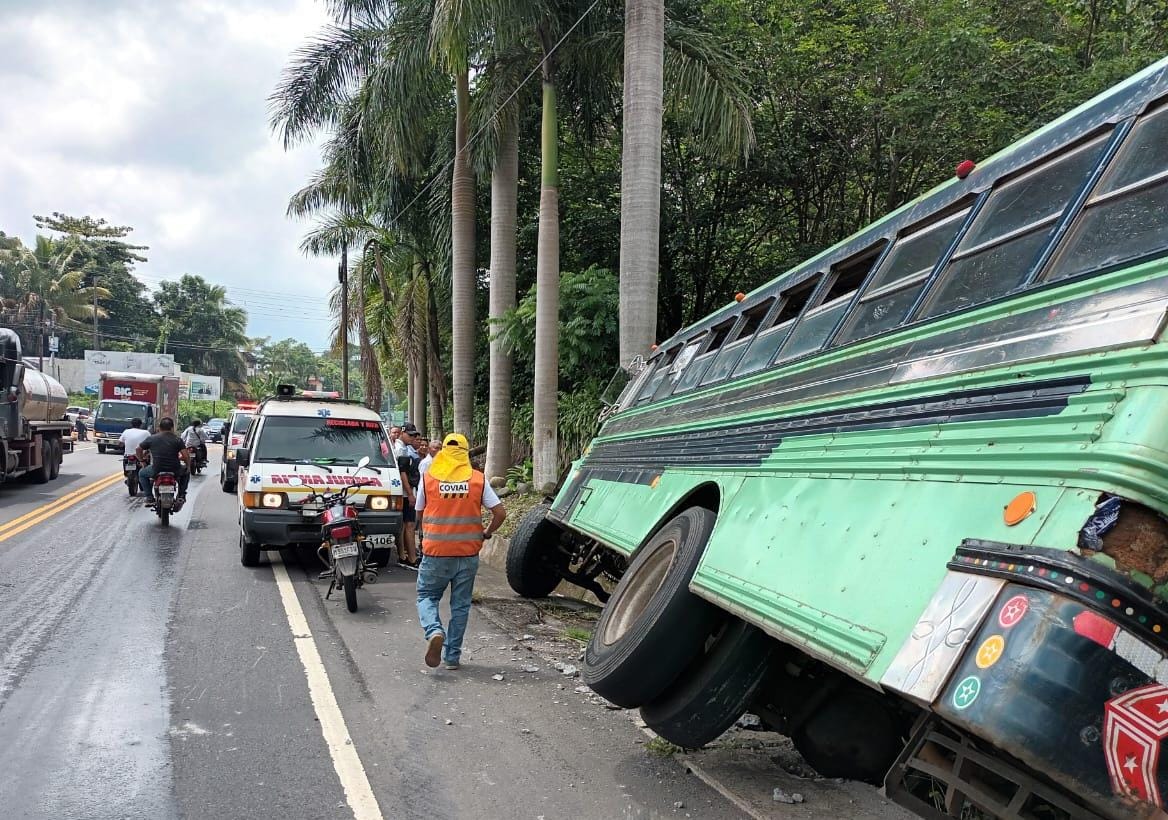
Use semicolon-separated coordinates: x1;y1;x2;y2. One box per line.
119;417;150;455
138;417;190;503
181;418;208;468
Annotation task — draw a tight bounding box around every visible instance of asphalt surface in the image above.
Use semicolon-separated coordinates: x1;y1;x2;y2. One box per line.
0;446;740;819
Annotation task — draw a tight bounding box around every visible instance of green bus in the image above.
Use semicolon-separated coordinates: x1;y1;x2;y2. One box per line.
506;57;1168;818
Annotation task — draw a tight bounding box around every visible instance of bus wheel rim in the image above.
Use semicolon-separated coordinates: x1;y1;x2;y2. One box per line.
601;539;677;647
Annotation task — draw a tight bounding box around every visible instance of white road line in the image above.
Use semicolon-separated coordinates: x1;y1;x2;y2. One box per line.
271;554;384;820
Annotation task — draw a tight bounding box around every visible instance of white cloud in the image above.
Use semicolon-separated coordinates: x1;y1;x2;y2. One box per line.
0;0;341;350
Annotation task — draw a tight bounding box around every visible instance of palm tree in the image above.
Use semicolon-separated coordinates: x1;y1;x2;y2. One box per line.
485;118;519;479
617;4;757;367
619;0;665;368
0;235;110;353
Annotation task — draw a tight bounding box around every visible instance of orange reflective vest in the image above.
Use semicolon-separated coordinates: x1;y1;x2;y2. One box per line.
421;470;486;557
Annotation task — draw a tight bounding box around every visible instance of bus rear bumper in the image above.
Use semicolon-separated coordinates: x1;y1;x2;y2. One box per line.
882;542;1168;818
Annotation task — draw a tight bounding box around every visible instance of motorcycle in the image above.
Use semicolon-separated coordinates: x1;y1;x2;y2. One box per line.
122;453;141;496
151;472;183;527
290;457;378;613
188;444;206;475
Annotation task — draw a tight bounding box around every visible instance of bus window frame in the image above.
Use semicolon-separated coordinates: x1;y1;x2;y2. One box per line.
912;130;1115;321
651;335;706;401
834;205;973;346
698;298;777;388
672;318;738;395
772;242;888;366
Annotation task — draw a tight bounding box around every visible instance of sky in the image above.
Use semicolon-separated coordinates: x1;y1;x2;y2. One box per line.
0;0;340;351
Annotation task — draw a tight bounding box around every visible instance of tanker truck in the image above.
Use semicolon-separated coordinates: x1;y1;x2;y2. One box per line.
0;328;72;484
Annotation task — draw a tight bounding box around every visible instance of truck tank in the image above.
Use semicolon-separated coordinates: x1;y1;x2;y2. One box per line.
21;367;68;424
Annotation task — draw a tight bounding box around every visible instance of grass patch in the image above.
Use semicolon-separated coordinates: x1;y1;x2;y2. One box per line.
563;626;592;643
645;737;683;757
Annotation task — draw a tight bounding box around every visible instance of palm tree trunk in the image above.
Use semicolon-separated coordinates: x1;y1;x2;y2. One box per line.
618;0;665;367
407;362;417;422
414;305;428;433
533;79;560;493
357;273;382;412
450;68;476;437
485;118;519;481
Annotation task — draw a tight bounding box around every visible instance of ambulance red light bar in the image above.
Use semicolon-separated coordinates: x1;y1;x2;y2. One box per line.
302;390;341;398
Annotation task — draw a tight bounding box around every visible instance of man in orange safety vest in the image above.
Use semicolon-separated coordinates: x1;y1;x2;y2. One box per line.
415;433;506;669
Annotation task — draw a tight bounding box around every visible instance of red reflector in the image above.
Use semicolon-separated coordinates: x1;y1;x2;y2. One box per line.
1074;609;1119;648
956;159;976;179
330;525;353;542
155;475;177;486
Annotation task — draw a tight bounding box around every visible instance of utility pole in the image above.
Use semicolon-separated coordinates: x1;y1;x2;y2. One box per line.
92;274;99;351
38;298;45;370
339;246;349;399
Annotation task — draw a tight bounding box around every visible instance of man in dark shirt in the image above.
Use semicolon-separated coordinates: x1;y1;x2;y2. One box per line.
137;417;190;502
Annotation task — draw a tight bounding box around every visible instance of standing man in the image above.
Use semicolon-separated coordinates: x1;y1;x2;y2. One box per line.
415;433;506;669
138;417;191;503
389;425;405;458
396;423;423;566
419;437;439;477
181;418;207;467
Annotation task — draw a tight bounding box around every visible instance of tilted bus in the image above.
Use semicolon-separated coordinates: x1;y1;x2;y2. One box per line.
507;56;1168;819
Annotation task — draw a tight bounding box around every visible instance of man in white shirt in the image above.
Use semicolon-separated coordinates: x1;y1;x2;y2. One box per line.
180;419;207;466
119;418;150;454
419;438;439;476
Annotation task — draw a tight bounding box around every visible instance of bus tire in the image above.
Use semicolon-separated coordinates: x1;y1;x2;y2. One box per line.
640;618;774;748
792;690;903;784
505;502;567;598
582;507;722;709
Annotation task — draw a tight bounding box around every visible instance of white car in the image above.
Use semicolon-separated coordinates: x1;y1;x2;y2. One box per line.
232;387;404;567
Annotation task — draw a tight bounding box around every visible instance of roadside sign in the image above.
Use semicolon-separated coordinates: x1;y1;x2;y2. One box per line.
48;336;59;353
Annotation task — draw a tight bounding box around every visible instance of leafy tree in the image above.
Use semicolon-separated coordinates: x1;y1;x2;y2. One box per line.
254;338;319;387
153;275;247;380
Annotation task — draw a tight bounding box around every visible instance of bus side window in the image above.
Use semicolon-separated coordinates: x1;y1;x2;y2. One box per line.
635;349;675;404
675;319;738;394
700;298;775;386
836;208;970;345
651;337;704;401
777;246;884;364
733;276;821;376
1046;104;1168;282
920;133;1111;319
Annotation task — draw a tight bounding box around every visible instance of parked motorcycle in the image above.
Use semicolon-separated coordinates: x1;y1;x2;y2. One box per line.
122;453;141;496
151;472;183;527
291;457;378;613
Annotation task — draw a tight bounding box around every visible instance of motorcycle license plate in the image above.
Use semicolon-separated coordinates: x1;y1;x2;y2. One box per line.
367;535;396;546
332;542;359;559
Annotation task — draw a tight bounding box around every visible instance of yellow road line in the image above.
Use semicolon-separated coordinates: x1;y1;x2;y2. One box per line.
0;473;122;543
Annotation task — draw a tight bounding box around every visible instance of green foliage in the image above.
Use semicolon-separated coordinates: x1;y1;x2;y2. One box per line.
505;459;533;489
177;398;236;428
153;275;248;381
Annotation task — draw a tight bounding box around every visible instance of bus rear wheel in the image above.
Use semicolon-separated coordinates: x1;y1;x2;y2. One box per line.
505;502;568;598
582;507;722;709
640;617;774;748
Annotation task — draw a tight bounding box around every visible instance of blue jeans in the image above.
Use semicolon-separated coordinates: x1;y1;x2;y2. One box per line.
139;463;189;498
416;555;479;664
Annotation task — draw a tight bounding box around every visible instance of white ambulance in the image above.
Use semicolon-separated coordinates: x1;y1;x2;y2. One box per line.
231;386;404;566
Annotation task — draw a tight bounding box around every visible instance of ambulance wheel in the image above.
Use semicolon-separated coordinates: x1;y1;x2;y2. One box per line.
240;531;261;567
582;507;722;708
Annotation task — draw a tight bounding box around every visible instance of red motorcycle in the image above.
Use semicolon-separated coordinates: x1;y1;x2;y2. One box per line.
290;457;378;613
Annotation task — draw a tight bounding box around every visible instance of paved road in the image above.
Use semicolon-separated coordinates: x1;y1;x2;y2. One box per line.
0;448;738;819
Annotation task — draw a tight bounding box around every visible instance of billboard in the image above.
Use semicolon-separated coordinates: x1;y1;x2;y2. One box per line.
179;372;223;401
83;350;176;394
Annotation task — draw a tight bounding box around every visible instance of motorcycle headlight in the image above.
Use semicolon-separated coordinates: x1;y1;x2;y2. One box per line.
366;495;390;511
261;493;286;509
